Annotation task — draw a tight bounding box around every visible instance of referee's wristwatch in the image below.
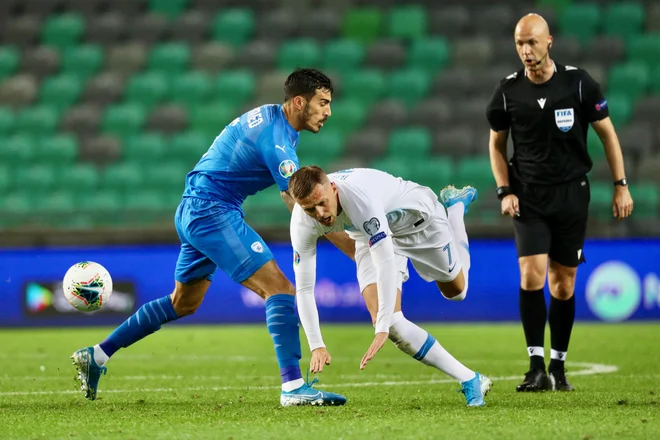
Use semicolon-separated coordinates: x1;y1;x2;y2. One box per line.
496;186;513;201
614;178;628;187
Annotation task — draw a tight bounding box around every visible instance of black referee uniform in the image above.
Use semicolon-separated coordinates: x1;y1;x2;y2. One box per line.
486;62;610;391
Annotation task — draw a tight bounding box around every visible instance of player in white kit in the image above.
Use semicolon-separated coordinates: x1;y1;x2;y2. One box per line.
287;166;492;407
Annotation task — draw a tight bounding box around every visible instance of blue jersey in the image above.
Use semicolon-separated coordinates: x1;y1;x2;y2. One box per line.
183;104;300;206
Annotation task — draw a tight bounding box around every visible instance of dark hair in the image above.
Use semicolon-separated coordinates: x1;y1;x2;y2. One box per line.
288;165;328;200
284;68;333;102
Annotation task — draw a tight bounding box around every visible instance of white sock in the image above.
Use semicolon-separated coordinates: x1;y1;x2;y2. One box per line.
447;203;471;276
282;378;305;392
551;349;567;362
389;312;475;383
93;344;109;366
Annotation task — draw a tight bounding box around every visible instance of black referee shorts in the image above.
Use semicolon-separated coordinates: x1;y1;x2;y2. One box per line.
511;176;590;268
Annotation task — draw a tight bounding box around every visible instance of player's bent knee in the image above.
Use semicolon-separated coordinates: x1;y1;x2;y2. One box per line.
241;260;295;299
171;279;210;317
519;255;548;290
436;270;467;301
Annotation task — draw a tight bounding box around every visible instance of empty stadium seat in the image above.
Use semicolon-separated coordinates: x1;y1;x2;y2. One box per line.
342;8;383;44
212;9;255;47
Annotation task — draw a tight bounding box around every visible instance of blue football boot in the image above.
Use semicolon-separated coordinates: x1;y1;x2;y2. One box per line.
280;378;347;407
460;372;492;407
71;346;107;401
439;185;478;215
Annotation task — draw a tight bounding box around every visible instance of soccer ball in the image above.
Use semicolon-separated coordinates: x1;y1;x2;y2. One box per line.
62;261;113;312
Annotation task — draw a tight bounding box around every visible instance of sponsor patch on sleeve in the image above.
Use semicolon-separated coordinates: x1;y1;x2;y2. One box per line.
293;251;300;265
595;99;607;111
368;231;387;247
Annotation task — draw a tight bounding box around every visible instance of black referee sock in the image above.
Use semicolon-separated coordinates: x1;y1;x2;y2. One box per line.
519;288;547;371
548;295;575;374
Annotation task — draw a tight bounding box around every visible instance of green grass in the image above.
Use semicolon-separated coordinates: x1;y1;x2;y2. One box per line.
1;323;659;439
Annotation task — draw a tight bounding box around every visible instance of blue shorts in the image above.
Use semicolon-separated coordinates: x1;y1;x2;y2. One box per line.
174;197;274;284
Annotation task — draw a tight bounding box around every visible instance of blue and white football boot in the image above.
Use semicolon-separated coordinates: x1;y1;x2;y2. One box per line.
439;185;478;215
71;346;107;401
460;372;492;407
280;377;347;407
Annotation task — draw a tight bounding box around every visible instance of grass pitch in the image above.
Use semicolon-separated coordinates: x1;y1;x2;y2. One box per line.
1;323;658;439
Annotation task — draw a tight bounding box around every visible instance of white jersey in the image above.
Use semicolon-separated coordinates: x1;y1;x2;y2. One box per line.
290;168;445;349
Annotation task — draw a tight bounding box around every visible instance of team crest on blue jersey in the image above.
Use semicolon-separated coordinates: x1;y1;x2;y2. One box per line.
554;108;574;132
279;160;297;178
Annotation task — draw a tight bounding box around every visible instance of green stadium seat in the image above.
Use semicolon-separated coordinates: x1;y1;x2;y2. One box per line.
340;69;385;104
386;69;431;107
39;74;82;110
0;166;11;192
15;106;59;136
410;157;454;189
456;157;495;194
14;164;57;190
388;128;432;158
169;130;209;164
2;192;32;217
651;66;660;95
243;186;289;226
148;43;190;74
61;45;104;79
607;63;649;102
342;8;383;44
298;128;345;159
189;104;236;138
369;156;414;180
323;40;365;74
216;70;256;106
1;135;36;164
85;189;122;225
57;163;100;192
605;93;633;127
629;184;659;219
536;0;572;13
149;0;189;19
602;3;645;40
408;38;450;73
42;14;85;49
212;9;255;47
124;190;168;225
627;34;660;69
38;134;77;164
0;108;15;136
145;161;188;192
102;104;147;137
123;133;167;162
589;181;613;220
559;4;601;43
277;39;322;71
170;71;212;108
388;5;427;40
38;190;75;216
125;72;169;109
0;47;19;80
101;162;144;190
327;100;367;134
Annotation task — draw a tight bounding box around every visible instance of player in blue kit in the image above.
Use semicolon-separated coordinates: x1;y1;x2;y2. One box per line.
71;68;351;406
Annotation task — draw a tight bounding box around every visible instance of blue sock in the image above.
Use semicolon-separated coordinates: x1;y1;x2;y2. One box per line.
265;294;303;385
99;295;179;357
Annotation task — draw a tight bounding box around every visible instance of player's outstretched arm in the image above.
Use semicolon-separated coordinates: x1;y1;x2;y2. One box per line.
590;118;633;220
360;235;398;370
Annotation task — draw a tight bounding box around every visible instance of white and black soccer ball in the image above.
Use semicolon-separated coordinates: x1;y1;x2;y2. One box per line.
62;261;113;312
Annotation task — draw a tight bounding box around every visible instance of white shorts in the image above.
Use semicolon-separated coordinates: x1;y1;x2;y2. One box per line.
355;202;462;288
355;239;409;293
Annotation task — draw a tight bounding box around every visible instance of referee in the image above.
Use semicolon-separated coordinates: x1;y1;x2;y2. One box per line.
486;14;634;392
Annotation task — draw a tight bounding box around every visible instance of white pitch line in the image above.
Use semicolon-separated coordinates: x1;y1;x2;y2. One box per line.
0;362;618;397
